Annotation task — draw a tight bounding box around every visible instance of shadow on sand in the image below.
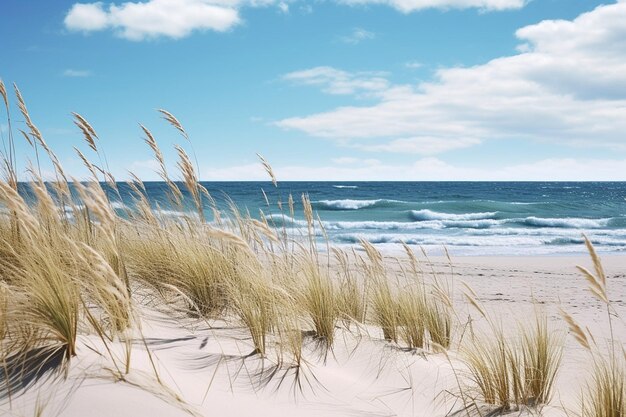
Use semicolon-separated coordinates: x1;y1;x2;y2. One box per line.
0;346;68;401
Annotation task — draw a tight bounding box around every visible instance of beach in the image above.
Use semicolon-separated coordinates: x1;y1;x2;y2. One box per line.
5;251;623;417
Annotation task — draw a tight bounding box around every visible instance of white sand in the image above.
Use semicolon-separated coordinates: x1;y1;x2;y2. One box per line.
3;253;625;417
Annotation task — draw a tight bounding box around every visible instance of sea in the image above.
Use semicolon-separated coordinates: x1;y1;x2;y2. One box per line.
24;181;626;257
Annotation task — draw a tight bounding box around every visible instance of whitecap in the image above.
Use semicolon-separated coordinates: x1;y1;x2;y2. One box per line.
410;209;498;221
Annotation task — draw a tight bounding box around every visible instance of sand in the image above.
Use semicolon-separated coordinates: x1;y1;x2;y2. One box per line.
3;253;625;417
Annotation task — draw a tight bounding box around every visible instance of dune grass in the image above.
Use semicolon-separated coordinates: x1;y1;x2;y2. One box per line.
0;81;620;417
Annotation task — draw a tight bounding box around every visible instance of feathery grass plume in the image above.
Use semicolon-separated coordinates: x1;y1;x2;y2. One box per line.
573;238;624;417
72;113;98;153
158;109;188;141
0;79;17;189
74;147;99;180
559;308;591;351
20;129;42;179
140;124;182;206
577;236;608;304
402;242;422;277
0;180;41;241
462;281;488;319
76;241;134;336
13;85;67;186
74;179;131;296
0;78;7;110
257;154;277;187
175;144;205;222
158;107;205;186
250;218;279;243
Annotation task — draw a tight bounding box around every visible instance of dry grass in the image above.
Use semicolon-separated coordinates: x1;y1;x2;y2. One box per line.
461;291;564;411
567;238;625;417
0;83;619;417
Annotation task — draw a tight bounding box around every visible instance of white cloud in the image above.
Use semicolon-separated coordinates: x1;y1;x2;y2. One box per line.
63;69;93;77
64;3;110;31
203;157;626;181
339;28;375;44
337;0;526;13
65;0;288;40
277;2;626;153
356;136;481;154
282;66;389;95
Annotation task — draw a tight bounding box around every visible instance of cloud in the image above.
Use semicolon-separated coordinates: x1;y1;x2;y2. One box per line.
63;69;93;77
356;136;481;154
336;0;526;13
64;0;523;42
282;66;389;95
64;0;286;40
64;3;110;31
338;28;375;44
203;157;626;181
277;2;626;153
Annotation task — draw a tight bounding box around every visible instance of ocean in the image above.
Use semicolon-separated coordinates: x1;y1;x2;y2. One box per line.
31;181;626;256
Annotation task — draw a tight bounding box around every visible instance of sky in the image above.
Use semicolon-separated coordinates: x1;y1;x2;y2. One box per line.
1;0;626;181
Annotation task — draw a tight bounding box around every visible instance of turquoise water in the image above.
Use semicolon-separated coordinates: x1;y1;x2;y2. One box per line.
31;181;626;256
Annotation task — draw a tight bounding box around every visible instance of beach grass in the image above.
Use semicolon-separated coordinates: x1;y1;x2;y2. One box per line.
0;81;622;417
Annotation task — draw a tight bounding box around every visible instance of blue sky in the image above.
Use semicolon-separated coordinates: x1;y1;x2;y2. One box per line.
1;0;625;180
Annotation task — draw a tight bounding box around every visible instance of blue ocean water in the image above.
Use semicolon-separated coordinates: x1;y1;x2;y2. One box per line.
51;181;626;256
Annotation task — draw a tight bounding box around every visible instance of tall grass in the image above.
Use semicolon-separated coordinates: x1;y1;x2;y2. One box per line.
461;291;564;411
0;81;617;417
564;237;625;417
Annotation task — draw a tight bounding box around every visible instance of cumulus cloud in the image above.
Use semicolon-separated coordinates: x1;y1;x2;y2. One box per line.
64;0;524;41
337;0;526;12
283;66;389;95
64;0;287;40
277;1;626;153
203;157;626;181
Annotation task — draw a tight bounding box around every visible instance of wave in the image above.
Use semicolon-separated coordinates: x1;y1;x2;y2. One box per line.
266;214;501;231
520;216;610;229
266;214;440;230
336;233;626;249
336;233;545;247
313;199;404;210
267;214;617;232
332;185;358;189
410;209;498;221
